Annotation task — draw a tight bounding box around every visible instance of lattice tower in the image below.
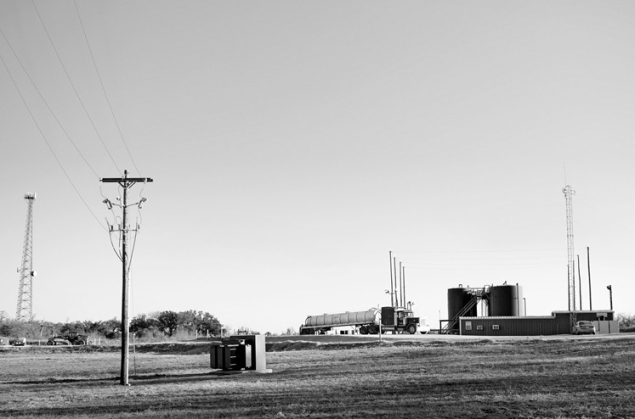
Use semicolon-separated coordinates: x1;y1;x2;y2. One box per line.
563;185;576;311
16;193;36;321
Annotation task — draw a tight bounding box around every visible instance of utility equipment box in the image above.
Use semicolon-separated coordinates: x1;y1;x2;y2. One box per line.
210;334;269;373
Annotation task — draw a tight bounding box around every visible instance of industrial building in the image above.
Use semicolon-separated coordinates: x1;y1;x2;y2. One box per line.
443;284;617;336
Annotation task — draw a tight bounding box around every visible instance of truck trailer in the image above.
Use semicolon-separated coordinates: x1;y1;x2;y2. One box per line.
299;306;425;335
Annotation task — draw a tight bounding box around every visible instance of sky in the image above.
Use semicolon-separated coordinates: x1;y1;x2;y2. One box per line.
1;1;634;335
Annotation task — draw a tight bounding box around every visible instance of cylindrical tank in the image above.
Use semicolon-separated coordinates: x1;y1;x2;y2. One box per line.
304;308;378;327
447;287;476;320
489;284;523;316
448;287;466;321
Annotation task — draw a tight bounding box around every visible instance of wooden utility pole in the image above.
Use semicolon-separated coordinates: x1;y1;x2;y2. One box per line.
101;170;153;386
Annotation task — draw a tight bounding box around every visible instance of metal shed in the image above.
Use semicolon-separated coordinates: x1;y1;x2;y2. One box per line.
459;310;616;336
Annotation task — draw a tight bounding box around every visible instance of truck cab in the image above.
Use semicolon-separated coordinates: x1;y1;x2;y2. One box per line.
381;306;420;334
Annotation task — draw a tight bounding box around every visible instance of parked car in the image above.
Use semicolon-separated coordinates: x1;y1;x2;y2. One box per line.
47;332;89;345
12;337;27;346
47;336;71;345
572;321;596;335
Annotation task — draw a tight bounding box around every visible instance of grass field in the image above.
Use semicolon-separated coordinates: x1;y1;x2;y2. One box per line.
1;335;635;418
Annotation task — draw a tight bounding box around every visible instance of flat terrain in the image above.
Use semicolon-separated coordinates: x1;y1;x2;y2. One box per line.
1;334;634;418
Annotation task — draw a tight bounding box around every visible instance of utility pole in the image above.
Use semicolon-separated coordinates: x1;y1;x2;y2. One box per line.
16;193;36;321
563;185;576;311
101;170;153;386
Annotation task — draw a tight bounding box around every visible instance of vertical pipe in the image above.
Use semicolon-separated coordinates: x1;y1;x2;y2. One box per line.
377;305;382;342
392;257;397;308
567;265;571;311
577;254;582;310
587;246;592;310
572;259;576;311
402;266;406;308
398;261;403;307
389;250;394;307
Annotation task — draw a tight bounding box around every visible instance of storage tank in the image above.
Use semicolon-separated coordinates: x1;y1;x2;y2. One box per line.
304;309;378;327
447;287;476;321
489;284;523;316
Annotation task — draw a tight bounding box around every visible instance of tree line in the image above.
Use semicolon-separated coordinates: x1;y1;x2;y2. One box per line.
0;309;222;341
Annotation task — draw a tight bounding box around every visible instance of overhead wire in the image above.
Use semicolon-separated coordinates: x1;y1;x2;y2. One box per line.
31;0;122;176
108;228;123;261
0;38;107;232
128;225;139;272
0;26;101;180
105;203;123;260
4;3;145;351
73;0;142;177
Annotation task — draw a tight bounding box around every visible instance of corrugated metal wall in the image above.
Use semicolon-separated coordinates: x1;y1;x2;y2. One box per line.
461;317;561;336
460;311;616;336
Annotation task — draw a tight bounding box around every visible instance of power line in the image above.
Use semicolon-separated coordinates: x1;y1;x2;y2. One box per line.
31;0;122;175
0;26;101;179
0;36;107;232
73;0;142;177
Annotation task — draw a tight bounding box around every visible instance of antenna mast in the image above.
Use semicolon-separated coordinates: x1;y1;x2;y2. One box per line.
563;185;576;311
16;193;36;321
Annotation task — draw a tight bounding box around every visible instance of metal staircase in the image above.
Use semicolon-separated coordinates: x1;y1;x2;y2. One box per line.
442;295;479;333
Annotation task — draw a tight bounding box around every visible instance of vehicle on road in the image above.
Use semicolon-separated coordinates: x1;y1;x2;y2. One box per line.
572;321;596;335
47;336;71;345
47;332;90;345
300;306;427;335
12;337;27;346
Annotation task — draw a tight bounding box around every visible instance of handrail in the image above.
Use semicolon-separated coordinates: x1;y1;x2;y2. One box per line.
442;295;479;333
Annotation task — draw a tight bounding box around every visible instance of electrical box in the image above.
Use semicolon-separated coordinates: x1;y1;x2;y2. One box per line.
210;334;269;373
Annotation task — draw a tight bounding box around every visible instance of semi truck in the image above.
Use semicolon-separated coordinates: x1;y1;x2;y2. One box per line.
299;306;426;335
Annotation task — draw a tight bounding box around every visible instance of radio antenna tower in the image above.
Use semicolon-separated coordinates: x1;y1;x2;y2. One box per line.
16;193;37;321
563;185;576;311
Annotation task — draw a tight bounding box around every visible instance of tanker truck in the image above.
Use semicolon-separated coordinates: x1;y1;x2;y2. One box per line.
299;306;424;335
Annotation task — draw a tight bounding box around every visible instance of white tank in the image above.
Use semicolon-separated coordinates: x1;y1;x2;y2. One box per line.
305;308;379;327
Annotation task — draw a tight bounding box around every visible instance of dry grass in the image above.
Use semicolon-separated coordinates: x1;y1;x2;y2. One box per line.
1;336;635;418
